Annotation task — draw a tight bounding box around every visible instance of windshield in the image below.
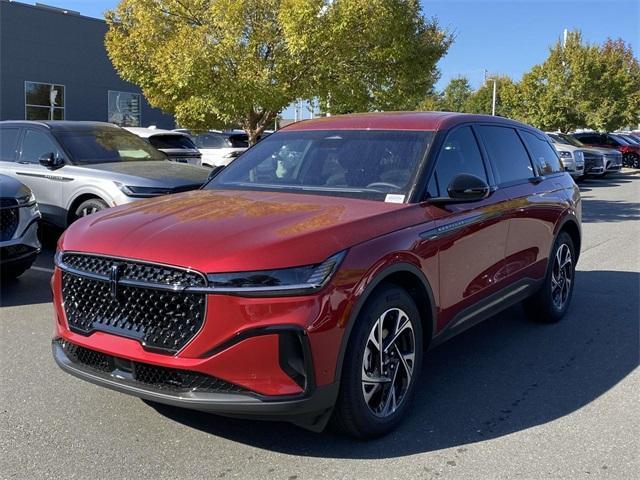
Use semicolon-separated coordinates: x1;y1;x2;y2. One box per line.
551;133;585;147
206;130;434;201
609;134;629;145
619;134;640;145
148;134;197;150
56;129;166;164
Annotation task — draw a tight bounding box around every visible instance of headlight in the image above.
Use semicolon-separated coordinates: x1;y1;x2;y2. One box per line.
16;191;36;207
558;151;573;159
117;183;174;198
206;251;346;296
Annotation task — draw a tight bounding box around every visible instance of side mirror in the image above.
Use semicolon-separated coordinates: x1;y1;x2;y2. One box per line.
429;174;491;204
39;152;63;169
207;165;224;181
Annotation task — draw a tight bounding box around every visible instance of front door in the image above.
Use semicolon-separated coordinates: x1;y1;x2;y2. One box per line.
15;128;67;225
419;125;510;333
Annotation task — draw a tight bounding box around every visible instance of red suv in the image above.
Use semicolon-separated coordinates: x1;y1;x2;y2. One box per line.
52;113;581;438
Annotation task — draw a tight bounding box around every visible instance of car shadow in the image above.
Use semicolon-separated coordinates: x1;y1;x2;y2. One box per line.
148;269;639;458
579;174;640;223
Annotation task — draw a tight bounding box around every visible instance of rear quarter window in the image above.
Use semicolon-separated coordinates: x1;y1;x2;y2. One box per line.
520;130;563;175
477;125;533;184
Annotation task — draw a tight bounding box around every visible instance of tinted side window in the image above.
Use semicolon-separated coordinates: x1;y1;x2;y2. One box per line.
428;126;487;197
0;128;20;161
521;131;563;174
477;126;533;184
20;129;61;164
577;134;599;144
195;133;226;149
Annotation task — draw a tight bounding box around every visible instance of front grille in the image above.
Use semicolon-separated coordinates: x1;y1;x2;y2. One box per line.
0;205;18;241
61;340;246;394
604;153;622;166
61;253;206;287
0;198;18;208
583;152;603;171
60;254;206;354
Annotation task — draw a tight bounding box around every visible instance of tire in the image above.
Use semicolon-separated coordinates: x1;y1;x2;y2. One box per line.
523;232;576;323
332;284;423;438
73;198;108;221
1;258;35;281
623;153;639;169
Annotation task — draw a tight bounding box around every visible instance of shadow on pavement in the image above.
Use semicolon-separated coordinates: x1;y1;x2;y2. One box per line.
579;174;639;223
149;269;639;458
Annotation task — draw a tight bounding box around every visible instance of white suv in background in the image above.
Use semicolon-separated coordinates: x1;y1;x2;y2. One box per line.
546;132;585;179
175;130;249;168
125;127;202;166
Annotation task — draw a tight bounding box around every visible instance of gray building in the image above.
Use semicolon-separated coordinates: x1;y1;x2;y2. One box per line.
0;1;174;128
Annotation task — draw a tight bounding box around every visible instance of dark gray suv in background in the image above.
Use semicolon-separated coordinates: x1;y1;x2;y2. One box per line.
0;121;210;228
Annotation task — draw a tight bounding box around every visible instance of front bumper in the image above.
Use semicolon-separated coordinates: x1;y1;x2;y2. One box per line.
0;212;40;266
52;338;338;426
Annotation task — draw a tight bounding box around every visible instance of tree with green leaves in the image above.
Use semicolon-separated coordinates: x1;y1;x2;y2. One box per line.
465;75;517;117
105;0;451;144
440;77;472;112
507;31;639;132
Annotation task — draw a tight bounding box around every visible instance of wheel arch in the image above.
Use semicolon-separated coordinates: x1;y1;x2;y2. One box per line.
332;262;437;384
66;193;108;226
555;214;581;262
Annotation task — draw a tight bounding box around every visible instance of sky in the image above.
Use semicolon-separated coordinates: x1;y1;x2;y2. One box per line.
21;0;639;118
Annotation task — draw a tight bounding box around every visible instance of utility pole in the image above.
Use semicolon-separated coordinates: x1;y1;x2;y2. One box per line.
492;79;497;116
485;70;498;116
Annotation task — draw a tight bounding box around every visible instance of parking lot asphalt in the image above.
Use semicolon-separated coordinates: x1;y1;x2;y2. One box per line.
1;173;638;480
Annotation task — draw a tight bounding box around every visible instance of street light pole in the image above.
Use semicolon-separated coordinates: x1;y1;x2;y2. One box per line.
492;79;497;116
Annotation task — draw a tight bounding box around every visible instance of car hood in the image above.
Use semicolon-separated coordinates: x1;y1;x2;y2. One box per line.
0;174;31;198
88;161;210;187
61;190;431;272
580;146;622;156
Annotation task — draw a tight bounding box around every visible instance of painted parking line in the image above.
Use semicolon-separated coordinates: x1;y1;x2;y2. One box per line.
31;266;55;274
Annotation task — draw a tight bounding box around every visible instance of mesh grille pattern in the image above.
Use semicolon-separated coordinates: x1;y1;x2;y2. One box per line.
61;253;206;287
0;207;18;241
61;341;246;394
0;198;18;208
62;272;206;353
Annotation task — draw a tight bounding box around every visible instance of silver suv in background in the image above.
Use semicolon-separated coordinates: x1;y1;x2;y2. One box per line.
0;121;210;228
545;132;585;179
547;132;621;177
124;127;202;167
0;175;41;279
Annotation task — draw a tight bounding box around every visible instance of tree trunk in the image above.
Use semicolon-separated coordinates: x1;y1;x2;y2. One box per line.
244;109;277;146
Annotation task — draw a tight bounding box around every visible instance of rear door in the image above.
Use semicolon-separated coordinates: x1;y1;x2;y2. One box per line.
15;128;66;224
477;125;567;283
420;125;510;331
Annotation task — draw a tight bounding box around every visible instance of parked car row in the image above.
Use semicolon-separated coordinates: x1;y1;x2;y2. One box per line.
572;131;640;169
546;131;624;178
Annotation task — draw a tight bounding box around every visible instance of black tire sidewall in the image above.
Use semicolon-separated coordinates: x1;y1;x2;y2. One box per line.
336;284;424;438
74;198;108;220
540;232;576;320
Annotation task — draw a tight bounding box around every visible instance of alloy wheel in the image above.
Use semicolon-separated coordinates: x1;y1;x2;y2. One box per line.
80;206;100;217
361;308;416;418
551;243;573;310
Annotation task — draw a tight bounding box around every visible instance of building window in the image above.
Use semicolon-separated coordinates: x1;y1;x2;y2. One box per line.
25;82;65;120
108;91;141;127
